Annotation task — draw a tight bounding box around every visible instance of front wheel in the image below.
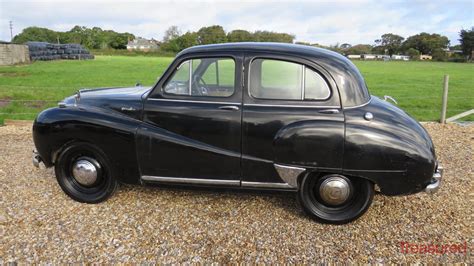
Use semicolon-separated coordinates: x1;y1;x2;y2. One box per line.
55;142;118;203
298;174;374;224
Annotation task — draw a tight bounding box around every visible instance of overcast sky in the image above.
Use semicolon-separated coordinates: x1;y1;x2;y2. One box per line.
0;0;472;45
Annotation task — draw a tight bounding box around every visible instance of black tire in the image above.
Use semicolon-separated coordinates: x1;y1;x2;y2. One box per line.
298;173;374;224
55;142;118;203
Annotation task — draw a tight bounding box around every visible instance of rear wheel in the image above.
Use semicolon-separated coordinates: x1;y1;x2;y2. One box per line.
55;142;118;203
298;173;374;224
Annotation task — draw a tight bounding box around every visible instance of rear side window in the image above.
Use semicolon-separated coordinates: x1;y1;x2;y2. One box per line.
250;59;330;100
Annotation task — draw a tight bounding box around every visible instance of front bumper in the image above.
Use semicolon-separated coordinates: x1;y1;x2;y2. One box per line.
424;164;443;194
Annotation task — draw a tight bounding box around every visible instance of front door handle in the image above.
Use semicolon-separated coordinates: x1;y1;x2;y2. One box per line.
318;109;339;114
219;105;240;111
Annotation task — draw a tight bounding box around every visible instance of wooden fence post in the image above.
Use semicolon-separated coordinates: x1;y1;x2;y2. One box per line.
440;75;449;124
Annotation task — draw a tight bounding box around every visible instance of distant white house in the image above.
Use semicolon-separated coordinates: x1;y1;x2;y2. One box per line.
391;55;410;61
347;54;361;59
126;38;159;51
362;54;376;60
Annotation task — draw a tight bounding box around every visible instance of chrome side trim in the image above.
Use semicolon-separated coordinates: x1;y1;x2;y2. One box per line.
148;98;241;105
244;103;340;109
141;175;240;186
241;181;294;189
274;163;306;188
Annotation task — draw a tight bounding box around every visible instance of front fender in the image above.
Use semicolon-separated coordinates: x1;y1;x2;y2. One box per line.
33;105;142;184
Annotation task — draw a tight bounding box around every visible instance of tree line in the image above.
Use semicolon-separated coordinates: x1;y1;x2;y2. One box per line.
159;25;295;52
305;29;473;61
12;25;473;61
12;26;135;49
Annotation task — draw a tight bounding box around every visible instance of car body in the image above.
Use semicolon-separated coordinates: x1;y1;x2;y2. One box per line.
32;43;442;224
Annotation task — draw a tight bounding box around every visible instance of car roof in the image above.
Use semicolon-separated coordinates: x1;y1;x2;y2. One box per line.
179;42;344;60
178;42;371;107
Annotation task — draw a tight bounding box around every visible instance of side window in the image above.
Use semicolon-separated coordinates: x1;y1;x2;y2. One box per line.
250;59;330;101
164;58;235;97
304;67;331;100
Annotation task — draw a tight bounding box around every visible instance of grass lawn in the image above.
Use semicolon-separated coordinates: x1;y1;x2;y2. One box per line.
354;60;473;121
0;56;472;123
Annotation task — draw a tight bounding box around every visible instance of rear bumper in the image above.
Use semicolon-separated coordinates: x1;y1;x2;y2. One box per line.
32;150;43;168
424;164;443;194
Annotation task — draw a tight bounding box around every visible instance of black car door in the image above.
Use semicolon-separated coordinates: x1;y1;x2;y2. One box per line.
241;53;345;188
136;53;243;185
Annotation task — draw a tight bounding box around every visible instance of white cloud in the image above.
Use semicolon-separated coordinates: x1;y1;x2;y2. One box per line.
0;0;472;45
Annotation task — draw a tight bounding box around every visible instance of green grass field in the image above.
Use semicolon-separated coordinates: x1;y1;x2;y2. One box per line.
0;56;472;123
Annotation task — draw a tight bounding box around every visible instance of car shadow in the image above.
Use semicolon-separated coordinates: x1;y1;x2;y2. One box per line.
117;182;305;218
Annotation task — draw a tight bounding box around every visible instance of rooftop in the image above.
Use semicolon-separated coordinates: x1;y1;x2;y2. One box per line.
179;42;345;61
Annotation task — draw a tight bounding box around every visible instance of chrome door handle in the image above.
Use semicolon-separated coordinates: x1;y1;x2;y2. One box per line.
219;105;240;111
318;109;339;114
121;106;137;111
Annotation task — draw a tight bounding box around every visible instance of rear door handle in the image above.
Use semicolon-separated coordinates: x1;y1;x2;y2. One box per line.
121;106;137;112
219;105;240;111
318;109;339;114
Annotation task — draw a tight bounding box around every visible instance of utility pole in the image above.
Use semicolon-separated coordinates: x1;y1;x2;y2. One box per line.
9;21;13;41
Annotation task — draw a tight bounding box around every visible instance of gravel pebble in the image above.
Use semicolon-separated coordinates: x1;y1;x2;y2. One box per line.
0;123;472;263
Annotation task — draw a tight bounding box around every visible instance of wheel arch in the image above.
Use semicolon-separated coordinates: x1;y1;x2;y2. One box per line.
297;169;376;190
33;106;142;184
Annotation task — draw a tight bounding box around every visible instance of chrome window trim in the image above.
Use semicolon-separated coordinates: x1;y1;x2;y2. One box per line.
141;175;240;186
248;58;332;102
149;98;241;105
301;65;305;100
162;57;237;98
188;59;193;96
304;67;331;100
244;103;339;109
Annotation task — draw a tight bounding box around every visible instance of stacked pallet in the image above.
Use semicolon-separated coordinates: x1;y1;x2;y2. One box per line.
26;42;94;61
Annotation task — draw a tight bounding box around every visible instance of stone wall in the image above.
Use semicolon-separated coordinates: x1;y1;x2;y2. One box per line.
0;44;30;66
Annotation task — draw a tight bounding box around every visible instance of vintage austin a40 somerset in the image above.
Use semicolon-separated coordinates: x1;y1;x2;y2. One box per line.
33;43;442;224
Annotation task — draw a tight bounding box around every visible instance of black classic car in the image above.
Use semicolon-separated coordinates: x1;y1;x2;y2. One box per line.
33;43;442;224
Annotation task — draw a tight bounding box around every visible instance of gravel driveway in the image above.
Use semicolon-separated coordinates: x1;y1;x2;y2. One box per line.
0;123;472;263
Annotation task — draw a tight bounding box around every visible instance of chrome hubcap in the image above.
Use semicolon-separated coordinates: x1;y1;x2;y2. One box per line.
319;176;351;205
72;158;99;186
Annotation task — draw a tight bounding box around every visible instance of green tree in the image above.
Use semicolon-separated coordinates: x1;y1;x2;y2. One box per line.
12;25;134;49
253;31;294;43
402;32;449;55
197;25;227;44
176;32;198;50
109;33;132;49
432;49;448;61
459;27;474;61
12;27;58;43
406;48;420;60
227;30;253;42
345;44;373;55
374;33;404;56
